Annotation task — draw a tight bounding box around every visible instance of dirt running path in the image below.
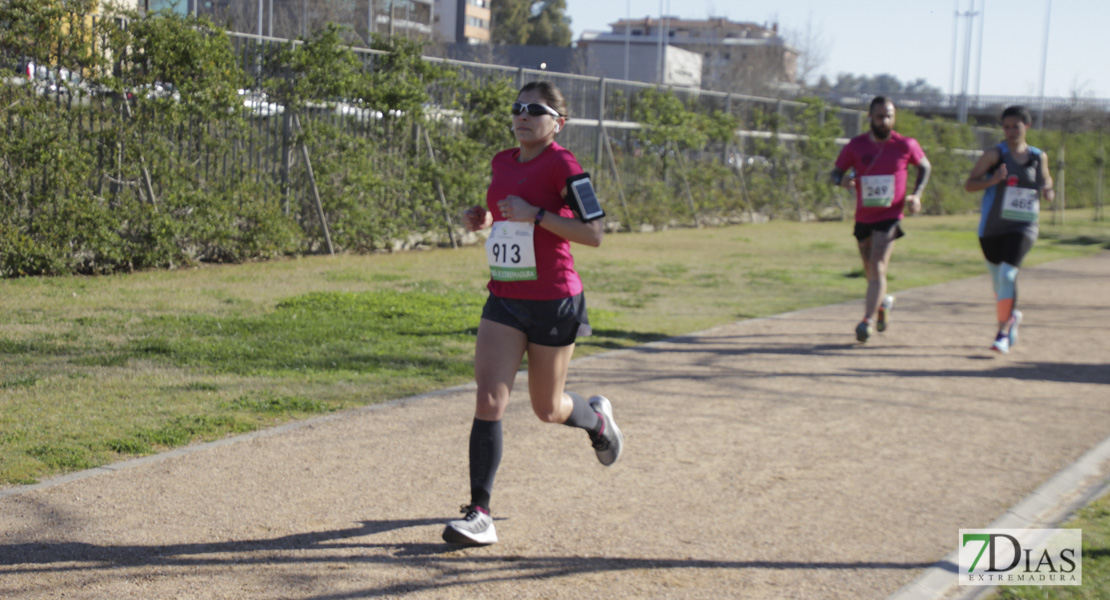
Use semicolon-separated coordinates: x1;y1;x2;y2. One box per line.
2;253;1109;600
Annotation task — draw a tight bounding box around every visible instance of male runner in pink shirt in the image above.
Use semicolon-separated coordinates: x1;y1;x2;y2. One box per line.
831;96;931;342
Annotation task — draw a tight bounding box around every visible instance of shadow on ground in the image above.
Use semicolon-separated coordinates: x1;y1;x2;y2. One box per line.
852;362;1110;385
1;517;947;598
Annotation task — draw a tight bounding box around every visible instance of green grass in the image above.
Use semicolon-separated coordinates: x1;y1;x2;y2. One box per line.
0;212;1107;491
990;494;1110;599
2;212;1108;594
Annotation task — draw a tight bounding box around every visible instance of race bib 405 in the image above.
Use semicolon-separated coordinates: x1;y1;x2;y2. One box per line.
1002;187;1039;222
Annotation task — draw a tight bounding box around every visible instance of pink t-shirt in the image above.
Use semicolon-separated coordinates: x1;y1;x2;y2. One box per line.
834;131;926;223
486;142;584;300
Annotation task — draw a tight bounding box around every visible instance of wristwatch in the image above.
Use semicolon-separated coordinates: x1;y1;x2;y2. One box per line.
534;208;546;226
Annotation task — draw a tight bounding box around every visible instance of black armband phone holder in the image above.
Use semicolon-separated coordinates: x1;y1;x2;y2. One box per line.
566;173;605;223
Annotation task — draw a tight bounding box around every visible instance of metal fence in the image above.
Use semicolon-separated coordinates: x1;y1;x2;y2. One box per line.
2;24;1000;268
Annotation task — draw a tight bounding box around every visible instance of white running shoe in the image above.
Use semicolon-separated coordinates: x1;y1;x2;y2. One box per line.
1008;310;1023;348
589;395;624;466
442;505;497;546
877;295;895;332
991;331;1010;354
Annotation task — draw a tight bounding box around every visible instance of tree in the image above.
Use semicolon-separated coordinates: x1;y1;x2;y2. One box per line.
816;73;943;99
490;0;532;45
525;0;571;47
784;14;829;87
490;0;571;46
714;45;794;96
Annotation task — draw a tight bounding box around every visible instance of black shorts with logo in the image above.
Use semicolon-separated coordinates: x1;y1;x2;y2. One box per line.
481;292;592;347
853;218;906;242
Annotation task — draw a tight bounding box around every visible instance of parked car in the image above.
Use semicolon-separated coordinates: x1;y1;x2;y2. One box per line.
7;61;96;99
131;81;180;102
238;89;284;118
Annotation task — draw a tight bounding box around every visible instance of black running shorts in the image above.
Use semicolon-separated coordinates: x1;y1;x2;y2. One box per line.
480;292;592;347
853;218;905;242
980;232;1035;266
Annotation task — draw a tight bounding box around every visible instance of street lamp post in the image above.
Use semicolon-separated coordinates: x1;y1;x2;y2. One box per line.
623;0;630;81
1036;0;1052;128
956;0;978;124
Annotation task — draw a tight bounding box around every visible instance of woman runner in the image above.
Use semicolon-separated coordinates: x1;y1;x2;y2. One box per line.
964;105;1054;353
442;81;624;546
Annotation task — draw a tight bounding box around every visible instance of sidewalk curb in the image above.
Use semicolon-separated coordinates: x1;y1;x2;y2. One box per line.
888;433;1110;600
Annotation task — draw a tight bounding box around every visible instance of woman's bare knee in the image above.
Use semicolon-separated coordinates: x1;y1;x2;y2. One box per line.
533;411;562;423
474;387;509;420
529;390;570;423
531;401;565;423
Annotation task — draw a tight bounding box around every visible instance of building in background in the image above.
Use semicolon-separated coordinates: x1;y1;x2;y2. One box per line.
427;43;578;74
143;0;195;15
137;0;487;49
578;17;796;93
371;0;434;40
138;1;433;45
577;33;700;88
433;0;490;45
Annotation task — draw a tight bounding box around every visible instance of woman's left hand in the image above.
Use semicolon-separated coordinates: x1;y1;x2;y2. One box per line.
497;195;539;222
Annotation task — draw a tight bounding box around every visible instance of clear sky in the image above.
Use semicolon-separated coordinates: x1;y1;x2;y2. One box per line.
566;0;1109;99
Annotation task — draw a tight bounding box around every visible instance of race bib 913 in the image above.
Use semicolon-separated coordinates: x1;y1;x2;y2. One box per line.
485;221;537;281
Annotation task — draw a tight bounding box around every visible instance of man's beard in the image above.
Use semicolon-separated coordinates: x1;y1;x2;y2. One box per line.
871;123;892;140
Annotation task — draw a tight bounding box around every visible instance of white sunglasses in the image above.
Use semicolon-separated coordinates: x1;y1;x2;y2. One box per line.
511;102;561;117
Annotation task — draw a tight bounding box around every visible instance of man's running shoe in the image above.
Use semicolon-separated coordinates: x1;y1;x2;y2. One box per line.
877;295;895;332
855;320;873;343
442;505;497;546
991;331;1010;354
588;395;623;466
1008;310;1023;348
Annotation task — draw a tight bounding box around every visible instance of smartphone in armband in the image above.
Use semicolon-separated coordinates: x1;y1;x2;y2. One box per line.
566;173;605;222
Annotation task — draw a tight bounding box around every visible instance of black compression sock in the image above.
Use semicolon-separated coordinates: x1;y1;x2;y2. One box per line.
563;392;602;437
468;418;502;512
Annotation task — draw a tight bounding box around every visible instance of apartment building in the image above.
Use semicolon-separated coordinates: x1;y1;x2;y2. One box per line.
579;16;797;92
433;0;490;44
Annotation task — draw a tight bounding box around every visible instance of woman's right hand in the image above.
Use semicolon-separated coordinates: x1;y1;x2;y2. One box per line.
463;205;492;232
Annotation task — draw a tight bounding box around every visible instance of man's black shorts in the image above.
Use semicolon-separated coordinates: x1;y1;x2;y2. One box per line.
481;292;592;347
853;218;906;242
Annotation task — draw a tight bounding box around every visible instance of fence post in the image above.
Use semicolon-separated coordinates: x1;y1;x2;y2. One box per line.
1055;144;1066;225
1096;140;1105;222
293;114;335;255
422;126;458;249
724;94;734;165
121;100;158;209
281;110;292;215
600;125;631;230
595;77;606;169
669;141;700;228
